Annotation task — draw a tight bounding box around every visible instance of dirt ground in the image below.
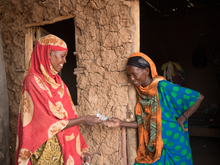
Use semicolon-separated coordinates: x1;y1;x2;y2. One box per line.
190;136;220;165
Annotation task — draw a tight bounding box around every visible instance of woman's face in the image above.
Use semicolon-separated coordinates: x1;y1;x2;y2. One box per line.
49;50;68;73
126;65;150;87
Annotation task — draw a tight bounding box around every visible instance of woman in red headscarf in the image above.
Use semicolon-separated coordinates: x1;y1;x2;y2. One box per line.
15;34;101;165
104;52;204;165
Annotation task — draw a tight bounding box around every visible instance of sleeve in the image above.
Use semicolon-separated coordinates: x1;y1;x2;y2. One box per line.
158;80;200;119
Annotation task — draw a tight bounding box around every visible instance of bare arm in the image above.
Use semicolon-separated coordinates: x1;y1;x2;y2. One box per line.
177;93;204;131
103;118;138;128
64;115;101;130
183;93;204;118
120;120;138;128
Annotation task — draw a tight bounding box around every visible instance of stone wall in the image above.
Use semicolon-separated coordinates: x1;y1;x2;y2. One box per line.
0;0;139;164
0;26;10;165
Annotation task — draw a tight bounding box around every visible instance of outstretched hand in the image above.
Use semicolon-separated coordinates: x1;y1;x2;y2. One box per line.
83;115;102;126
176;115;188;132
103;117;121;127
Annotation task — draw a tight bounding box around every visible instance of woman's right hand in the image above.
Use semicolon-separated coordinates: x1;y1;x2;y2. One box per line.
176;115;188;132
103;117;121;127
82;115;102;126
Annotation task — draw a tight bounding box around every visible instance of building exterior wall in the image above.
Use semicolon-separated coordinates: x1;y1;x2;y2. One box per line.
0;0;139;164
0;26;10;165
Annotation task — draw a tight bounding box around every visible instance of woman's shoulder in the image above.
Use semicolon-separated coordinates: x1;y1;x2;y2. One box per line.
158;80;177;88
22;73;43;88
23;73;35;83
158;80;183;93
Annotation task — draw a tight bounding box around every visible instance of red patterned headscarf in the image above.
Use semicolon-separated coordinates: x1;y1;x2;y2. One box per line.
16;34;88;165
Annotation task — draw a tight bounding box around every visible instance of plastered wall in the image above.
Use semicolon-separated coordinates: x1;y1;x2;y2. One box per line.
0;0;138;164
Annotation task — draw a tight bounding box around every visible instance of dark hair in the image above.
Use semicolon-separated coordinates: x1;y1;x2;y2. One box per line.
127;56;151;77
127;56;150;68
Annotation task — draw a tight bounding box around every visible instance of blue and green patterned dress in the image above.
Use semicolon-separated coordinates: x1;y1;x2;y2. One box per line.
135;80;200;165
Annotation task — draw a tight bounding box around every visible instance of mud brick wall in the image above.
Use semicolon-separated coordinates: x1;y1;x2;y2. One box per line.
0;0;139;164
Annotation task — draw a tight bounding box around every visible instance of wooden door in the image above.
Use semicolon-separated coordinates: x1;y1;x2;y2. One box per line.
25;27;49;69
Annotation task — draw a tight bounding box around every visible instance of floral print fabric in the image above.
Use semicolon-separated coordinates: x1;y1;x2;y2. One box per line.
15;35;88;165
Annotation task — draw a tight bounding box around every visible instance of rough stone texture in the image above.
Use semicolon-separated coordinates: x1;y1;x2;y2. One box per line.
0;0;137;164
0;26;10;165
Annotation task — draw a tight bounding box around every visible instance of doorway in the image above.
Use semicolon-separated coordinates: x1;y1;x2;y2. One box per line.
42;18;77;104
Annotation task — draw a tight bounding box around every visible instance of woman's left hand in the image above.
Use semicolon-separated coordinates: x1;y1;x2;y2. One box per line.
82;153;91;165
176;115;188;132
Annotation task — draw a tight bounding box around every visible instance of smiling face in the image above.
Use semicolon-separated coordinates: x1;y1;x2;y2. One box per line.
49;50;68;73
126;65;152;87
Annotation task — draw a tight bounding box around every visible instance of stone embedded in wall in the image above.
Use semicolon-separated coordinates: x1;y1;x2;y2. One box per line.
99;134;119;158
81;51;95;61
89;63;105;75
103;128;119;151
87;22;98;40
96;9;109;26
42;1;61;21
103;32;119;49
75;12;86;30
108;85;117;99
92;125;108;143
118;59;129;71
90;154;102;165
84;4;94;16
106;99;114;114
95;56;102;67
114;86;128;105
113;105;127;120
117;71;128;84
108;58;128;72
60;0;74;16
88;72;103;86
77;74;89;89
79;0;90;7
99;25;110;44
110;16;121;32
101;49;117;67
120;18;133;27
119;27;131;43
87;41;101;54
119;1;133;27
93;0;109;9
32;3;44;23
79;59;93;70
109;72;120;84
108;0;118;6
89;1;99;10
106;1;120;18
76;3;84;12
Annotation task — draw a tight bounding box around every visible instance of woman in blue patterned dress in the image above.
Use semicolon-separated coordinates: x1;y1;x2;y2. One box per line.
103;52;204;165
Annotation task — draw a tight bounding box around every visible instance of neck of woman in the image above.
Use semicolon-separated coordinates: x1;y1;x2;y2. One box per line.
142;76;153;87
